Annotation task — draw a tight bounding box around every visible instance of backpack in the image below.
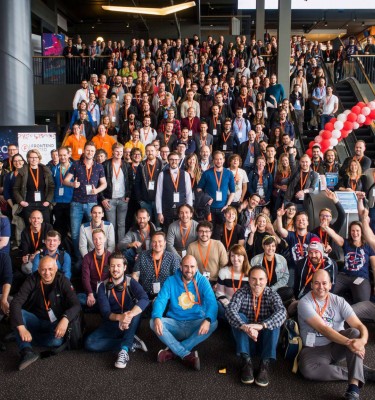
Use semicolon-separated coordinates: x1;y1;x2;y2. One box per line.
280;319;302;373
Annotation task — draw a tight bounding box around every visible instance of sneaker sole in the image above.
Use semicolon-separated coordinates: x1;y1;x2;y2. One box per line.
255;379;269;387
241;377;254;384
114;362;127;369
19;354;39;371
134;335;148;352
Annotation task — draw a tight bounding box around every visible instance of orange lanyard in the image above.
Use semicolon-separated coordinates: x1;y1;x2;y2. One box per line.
29;167;39;190
222;131;231;143
188;118;194;130
182;277;201;305
213;169;224;191
305;259;324;287
231;267;243;293
267;162;275;174
59;164;70;186
85;163;93;183
224;224;235;250
241;96;247;107
31;229;41;252
40;281;51;310
93;252;106;280
319;228;328;247
153;253;163;280
300;171;308;190
164;133;171;145
111;281;126;312
147;161;156;181
296;233;306;255
313;161;320;172
236;118;243;130
197;241;211;270
350;178;358;191
253;293;263;322
263;256;275;283
311;292;329;319
258;172;263;185
180;223;192;248
286;219;294;231
326;163;333;173
170;169;180;192
112;161;121;180
282;170;290;179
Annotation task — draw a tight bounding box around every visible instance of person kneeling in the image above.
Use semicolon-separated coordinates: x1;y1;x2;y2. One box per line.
85;252;149;369
10;256;81;371
150;255;218;371
226;265;287;387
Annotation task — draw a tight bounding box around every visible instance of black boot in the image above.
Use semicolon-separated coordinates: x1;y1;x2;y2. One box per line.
240;354;254;384
255;359;270;387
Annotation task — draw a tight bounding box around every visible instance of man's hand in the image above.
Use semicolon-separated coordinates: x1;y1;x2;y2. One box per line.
295;190;304;199
121;311;134;326
18;325;32;342
158;213;164;224
91;185;97;195
55;317;69;338
277;204;286;218
20;201;29;208
198;319;210;335
73;178;80;188
102;199;111;211
0;299;10;315
87;293;96;307
42;202;50;207
325;189;338;203
154;318;163;336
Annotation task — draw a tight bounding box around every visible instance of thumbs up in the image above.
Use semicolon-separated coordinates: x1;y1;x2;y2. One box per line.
73;177;80;188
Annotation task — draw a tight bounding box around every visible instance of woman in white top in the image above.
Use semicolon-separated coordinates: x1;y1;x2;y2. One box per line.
228;154;249;208
216;244;250;320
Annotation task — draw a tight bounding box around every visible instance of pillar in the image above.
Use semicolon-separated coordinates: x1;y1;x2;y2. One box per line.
277;0;292;98
256;0;265;42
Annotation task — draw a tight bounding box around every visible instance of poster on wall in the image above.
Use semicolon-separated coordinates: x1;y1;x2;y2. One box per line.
42;33;66;84
0;126;47;161
18;132;56;164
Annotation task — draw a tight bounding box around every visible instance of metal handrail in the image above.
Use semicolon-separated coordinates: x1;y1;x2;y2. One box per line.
351;55;375;97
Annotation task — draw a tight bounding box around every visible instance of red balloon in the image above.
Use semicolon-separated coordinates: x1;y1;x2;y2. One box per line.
330;118;337;125
343;121;353;131
324;122;334;131
308;141;315;149
364;117;373;125
357;102;366;108
321;130;332;140
347;113;357;122
321;139;331;149
369;109;375;119
352;106;361;115
341;130;350;138
305;148;313;158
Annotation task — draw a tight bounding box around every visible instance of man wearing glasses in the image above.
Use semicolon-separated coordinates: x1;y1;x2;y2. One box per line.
155;152;192;232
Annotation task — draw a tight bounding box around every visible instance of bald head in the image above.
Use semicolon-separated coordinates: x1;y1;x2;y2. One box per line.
38;256;58;285
311;269;332;299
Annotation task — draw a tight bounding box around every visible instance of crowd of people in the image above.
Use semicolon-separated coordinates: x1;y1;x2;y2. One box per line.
1;32;375;400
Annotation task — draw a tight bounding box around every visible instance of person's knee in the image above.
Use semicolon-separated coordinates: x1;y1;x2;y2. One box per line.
344;327;360;339
299;357;321;380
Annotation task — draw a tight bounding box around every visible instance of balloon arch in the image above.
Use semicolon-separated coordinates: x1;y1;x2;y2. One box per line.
305;100;375;158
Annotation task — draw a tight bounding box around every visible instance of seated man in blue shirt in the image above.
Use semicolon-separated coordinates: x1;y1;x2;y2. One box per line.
150;254;218;371
85;252;149;369
32;230;72;280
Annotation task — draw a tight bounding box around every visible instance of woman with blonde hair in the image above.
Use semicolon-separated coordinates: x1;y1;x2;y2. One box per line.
213;206;245;252
185;153;201;192
336;159;367;193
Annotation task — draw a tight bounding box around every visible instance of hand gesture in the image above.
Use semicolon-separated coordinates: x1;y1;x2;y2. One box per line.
325;189;337;202
73;177;80;188
277;204;286;217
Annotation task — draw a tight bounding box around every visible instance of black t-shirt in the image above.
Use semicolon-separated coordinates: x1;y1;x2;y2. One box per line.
26;166;46;203
261;256;278;286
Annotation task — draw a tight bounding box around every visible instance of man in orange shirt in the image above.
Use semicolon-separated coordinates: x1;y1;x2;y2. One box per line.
64;123;87;160
92;124;117;158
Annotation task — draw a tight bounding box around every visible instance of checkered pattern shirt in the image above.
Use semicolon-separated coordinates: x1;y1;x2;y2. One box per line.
226;286;286;330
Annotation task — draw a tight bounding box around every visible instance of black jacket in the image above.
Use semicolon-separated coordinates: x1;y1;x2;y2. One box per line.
134;158;163;203
239;140;261;167
20;222;53;256
10;271;81;328
98;158;133;201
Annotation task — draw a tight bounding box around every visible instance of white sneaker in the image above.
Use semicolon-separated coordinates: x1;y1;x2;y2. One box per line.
130;335;148;353
115;349;129;369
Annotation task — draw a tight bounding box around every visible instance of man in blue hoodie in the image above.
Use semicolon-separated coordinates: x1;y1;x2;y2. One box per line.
150;254;218;370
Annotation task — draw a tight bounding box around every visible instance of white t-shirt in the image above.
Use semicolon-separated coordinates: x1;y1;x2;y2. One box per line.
321;94;338;115
229;168;249;202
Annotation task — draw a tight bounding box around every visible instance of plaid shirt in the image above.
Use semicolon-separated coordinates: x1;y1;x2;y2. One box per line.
226;286;286;330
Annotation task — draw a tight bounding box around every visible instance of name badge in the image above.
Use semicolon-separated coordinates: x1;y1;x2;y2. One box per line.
153;282;161;294
249;156;254;164
117;96;120;102
34;191;41;202
258;188;264;197
237;131;243;139
306;332;316;347
216;191;222;201
223;144;227;151
112;116;116;123
353;277;364;285
173;192;180;203
86;185;93;195
114;182;120;191
59;187;64;196
326;57;330;62
203;271;211;280
242;107;247;114
148;181;155;190
181;249;187;257
78;148;83;155
188;130;193;136
213;129;217;136
48;308;57;323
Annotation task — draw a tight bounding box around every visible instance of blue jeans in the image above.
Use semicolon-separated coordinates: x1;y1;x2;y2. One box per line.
320;114;333;131
85;314;141;352
70;202;96;260
231;313;279;360
150;317;218;359
14;310;64;351
139;200;158;226
105;198;128;242
77;293;99;313
217;301;227;321
123;247;138;273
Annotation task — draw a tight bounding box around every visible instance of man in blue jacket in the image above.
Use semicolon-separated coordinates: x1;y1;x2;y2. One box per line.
150;254;218;371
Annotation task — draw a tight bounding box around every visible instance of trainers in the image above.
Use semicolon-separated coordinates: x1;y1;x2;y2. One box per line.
130;335;148;353
114;349;129;369
182;351;200;371
364;364;375;382
240;356;254;384
255;359;270;387
343;390;360;400
18;348;39;371
157;347;176;363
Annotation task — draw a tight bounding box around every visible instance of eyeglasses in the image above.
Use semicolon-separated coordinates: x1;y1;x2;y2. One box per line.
198;230;211;234
28;157;39;160
320;214;332;218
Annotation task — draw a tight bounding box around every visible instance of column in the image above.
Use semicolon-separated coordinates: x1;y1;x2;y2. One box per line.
277;0;292;98
0;0;35;125
256;0;265;42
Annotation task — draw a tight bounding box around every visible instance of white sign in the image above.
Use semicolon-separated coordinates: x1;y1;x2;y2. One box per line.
18;132;56;164
238;0;375;9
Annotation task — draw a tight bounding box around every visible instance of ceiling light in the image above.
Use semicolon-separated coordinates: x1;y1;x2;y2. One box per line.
96;36;104;42
102;1;196;16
